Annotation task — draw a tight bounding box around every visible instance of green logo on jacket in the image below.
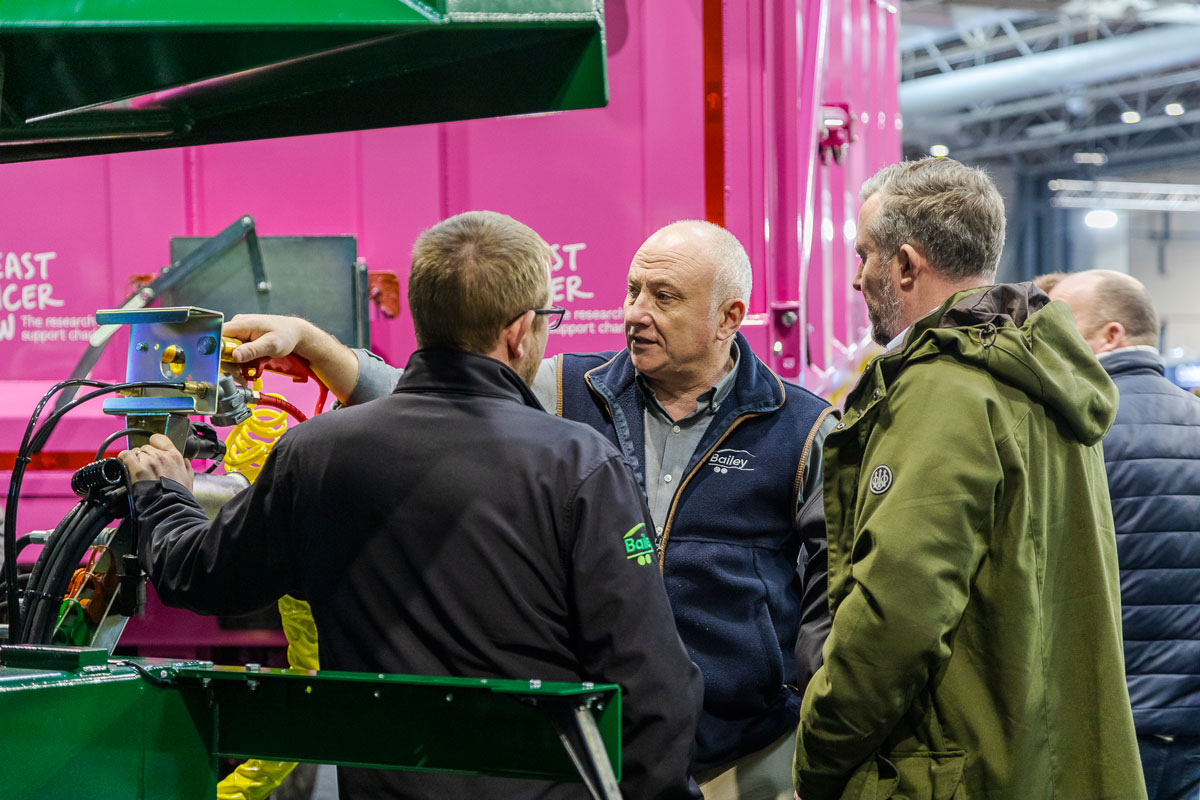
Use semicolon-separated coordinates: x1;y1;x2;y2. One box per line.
624;523;654;566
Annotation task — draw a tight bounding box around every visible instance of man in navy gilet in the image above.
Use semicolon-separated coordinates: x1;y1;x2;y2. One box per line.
224;220;836;800
1050;269;1200;800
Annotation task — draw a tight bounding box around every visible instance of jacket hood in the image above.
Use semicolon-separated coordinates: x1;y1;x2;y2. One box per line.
880;282;1118;445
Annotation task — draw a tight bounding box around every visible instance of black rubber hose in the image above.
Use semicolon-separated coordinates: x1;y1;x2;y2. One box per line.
5;380;183;636
94;428;154;462
16;502;84;641
71;459;127;499
22;501;111;645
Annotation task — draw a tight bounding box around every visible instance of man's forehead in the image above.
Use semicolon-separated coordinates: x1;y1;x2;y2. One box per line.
628;246;715;289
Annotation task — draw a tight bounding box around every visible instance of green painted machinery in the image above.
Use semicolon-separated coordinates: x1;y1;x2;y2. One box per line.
0;645;622;799
0;0;607;162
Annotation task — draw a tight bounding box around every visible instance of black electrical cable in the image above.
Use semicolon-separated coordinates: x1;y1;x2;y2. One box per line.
23;501;113;645
4;379;185;639
4;379;109;640
15;501;84;641
94;428;155;462
113;659;174;688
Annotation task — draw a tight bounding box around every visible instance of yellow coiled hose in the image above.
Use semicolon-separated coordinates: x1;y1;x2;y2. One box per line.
217;381;321;800
222;382;292;484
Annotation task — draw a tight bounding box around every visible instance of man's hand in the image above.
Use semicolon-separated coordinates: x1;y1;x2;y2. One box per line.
222;313;361;403
118;434;195;491
222;314;318;364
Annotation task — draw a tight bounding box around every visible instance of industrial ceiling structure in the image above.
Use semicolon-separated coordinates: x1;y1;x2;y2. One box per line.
899;0;1200;175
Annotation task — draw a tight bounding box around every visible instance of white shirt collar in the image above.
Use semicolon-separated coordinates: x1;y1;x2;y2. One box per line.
1097;344;1159;361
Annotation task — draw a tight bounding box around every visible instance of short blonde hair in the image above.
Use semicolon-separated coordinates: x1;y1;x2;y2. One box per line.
408;211;550;354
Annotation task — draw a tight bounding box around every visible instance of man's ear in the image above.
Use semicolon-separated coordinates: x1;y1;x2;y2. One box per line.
1096;320;1127;354
716;298;746;342
501;311;534;364
896;243;928;290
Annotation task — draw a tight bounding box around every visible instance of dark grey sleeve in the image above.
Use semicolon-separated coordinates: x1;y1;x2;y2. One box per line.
134;442;300;615
570;455;703;799
795;412;838;691
344;348;403;406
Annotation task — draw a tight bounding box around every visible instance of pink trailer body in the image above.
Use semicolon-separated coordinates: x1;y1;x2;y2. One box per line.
0;0;899;647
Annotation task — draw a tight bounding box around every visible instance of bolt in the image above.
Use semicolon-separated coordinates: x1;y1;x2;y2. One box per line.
373;690;381;699
357;262;368;273
135;342;149;352
196;336;217;355
529;679;542;690
245;663;260;672
247;680;259;692
256;281;271;293
159;669;169;679
199;660;214;668
773;341;784;354
242;216;253;226
582;682;594;690
201;678;211;688
445;693;454;702
781;311;798;327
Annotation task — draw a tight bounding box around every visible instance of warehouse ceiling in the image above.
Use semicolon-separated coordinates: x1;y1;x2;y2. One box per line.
899;0;1200;173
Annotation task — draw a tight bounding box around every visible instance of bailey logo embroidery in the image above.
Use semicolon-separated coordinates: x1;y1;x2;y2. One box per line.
623;522;654;565
869;465;893;495
709;448;755;475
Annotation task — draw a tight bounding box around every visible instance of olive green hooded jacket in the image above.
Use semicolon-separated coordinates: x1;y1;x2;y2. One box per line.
794;284;1146;800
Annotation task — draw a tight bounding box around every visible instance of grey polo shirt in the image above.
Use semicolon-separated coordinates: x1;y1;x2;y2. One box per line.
532;351;739;538
349;347;828;544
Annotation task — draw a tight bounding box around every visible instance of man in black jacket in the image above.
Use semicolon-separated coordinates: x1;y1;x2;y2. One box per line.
1050;269;1200;800
119;210;704;799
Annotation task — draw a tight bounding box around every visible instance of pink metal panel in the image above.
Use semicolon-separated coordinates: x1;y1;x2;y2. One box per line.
0;0;901;652
0;156;120;381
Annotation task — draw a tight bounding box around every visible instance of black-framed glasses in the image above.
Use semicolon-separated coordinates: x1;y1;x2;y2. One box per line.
507;306;566;330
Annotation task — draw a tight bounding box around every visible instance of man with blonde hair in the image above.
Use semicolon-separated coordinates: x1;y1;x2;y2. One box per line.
794;159;1145;799
121;211;704;799
1051;269;1200;800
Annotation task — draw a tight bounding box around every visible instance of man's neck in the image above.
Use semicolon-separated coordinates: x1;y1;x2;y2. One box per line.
644;349;736;420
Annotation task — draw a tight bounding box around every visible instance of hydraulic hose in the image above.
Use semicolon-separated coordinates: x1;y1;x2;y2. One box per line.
5;379;184;637
22;501;113;645
253;394;307;423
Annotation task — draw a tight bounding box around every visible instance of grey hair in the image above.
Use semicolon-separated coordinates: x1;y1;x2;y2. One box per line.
860;157;1006;283
659;219;752;311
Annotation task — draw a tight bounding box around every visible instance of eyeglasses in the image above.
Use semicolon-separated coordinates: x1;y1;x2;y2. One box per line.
507;306;566;330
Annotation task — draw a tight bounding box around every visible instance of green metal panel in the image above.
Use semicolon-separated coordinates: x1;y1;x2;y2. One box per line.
176;664;622;780
0;660;214;800
0;1;607;162
0;651;621;796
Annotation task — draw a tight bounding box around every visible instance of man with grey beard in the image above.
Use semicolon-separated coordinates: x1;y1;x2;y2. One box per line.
793;158;1144;799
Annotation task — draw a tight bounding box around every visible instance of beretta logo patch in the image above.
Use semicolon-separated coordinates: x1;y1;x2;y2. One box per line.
869;465;893;495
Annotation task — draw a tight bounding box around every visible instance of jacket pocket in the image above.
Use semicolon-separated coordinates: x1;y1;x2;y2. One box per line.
840;751;968;800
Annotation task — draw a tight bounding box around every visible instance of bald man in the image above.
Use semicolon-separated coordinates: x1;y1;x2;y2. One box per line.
228;220;836;799
1051;270;1200;800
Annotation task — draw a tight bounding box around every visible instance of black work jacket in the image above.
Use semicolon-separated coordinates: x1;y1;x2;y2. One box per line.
133;348;703;799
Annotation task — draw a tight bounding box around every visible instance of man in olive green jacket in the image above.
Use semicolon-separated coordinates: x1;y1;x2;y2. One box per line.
793;158;1145;800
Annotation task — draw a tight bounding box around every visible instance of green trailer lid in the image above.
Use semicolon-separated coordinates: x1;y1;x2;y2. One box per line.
0;0;607;162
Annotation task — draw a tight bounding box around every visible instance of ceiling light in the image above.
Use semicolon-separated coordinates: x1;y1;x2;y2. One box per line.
1073;152;1108;166
1121;110;1142;124
930;144;950;157
1084;209;1120;229
1165;103;1185;117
